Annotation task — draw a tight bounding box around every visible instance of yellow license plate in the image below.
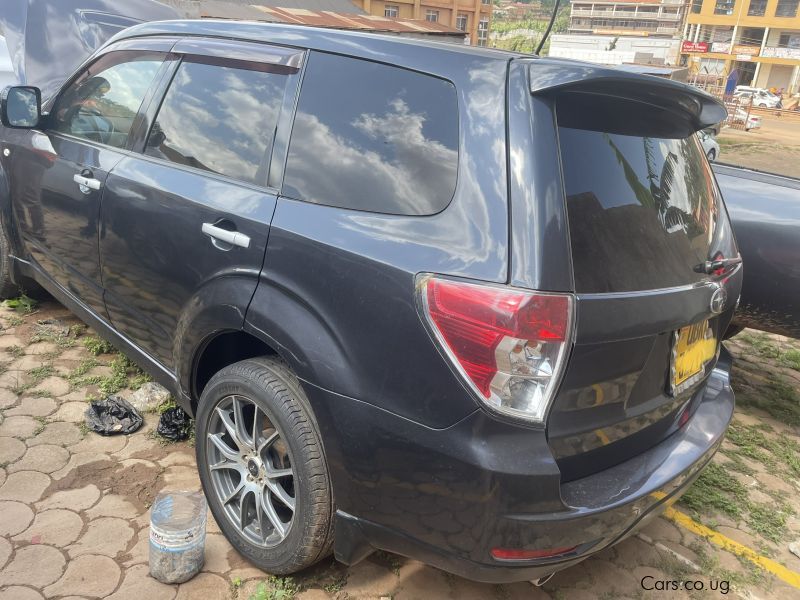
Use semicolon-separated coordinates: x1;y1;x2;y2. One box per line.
672;320;717;393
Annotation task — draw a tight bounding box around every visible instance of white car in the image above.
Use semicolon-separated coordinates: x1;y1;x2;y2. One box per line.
733;108;762;131
699;130;720;161
733;86;782;108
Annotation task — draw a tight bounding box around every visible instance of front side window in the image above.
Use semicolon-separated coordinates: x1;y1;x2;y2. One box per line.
52;51;163;149
384;4;398;17
282;52;459;216
145;58;291;185
426;9;439;22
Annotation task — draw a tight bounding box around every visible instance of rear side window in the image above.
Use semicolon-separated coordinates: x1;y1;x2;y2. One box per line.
282;52;459;215
146;59;290;185
558;95;729;293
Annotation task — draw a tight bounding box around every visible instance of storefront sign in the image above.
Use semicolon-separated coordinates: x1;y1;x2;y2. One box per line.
681;41;708;53
733;45;761;56
761;46;800;59
710;42;731;53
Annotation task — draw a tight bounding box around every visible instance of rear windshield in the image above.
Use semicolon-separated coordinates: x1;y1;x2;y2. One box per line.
559;125;723;293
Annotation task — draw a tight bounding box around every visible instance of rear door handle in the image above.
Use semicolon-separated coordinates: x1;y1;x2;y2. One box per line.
202;223;250;249
73;174;102;192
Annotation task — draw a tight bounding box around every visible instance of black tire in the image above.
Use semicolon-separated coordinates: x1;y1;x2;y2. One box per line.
196;356;334;574
0;222;20;299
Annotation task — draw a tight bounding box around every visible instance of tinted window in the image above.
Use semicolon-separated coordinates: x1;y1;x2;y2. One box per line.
53;52;163;149
146;59;290;185
282;52;459;215
560;126;728;293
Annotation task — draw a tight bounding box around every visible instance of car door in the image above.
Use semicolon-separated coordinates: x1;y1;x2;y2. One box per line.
8;44;170;311
100;39;304;367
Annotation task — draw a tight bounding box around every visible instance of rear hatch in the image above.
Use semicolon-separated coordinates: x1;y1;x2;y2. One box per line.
528;62;743;481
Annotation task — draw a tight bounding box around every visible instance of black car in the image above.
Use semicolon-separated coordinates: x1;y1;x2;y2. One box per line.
0;21;741;583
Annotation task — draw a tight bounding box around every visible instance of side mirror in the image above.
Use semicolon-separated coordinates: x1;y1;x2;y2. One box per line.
1;86;42;129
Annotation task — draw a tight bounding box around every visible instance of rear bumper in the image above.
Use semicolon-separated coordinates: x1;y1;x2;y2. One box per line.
304;354;734;583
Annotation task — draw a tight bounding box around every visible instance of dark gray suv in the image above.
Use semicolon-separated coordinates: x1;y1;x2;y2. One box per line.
0;21;741;583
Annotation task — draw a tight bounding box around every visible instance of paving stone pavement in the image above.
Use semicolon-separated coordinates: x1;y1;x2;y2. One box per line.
0;299;799;599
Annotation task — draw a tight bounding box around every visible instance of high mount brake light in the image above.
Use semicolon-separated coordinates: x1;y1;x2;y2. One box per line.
419;275;573;424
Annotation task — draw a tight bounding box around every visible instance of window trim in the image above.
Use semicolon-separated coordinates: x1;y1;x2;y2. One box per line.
134;40;306;191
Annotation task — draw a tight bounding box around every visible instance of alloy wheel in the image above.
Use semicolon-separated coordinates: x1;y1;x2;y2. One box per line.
206;394;296;548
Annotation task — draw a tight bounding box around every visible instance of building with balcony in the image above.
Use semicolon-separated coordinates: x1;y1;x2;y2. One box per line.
548;0;686;64
568;0;688;37
681;0;800;92
350;0;493;45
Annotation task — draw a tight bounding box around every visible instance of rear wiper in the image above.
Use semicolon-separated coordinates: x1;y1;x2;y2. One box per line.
693;256;743;274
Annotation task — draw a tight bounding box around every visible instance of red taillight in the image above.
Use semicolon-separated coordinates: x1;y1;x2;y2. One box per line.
491;546;578;561
420;276;573;423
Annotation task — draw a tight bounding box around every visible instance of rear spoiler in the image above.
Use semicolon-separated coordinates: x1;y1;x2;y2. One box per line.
525;58;727;138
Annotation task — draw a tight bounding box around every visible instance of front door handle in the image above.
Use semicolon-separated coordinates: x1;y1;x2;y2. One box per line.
73;174;102;193
202;223;250;249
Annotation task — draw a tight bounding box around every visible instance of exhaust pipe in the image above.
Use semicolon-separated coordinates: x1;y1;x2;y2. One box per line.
532;573;555;587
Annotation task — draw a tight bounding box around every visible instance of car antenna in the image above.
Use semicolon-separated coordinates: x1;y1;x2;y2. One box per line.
535;0;562;56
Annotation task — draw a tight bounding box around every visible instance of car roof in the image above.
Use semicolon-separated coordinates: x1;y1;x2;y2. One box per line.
107;19;522;65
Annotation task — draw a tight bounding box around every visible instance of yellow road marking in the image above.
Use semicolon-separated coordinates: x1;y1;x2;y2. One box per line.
653;495;800;589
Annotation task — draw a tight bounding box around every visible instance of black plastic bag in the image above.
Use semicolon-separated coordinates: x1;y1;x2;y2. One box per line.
85;396;143;435
157;407;192;441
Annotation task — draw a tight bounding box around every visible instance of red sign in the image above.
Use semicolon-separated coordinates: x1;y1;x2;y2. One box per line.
681;41;709;53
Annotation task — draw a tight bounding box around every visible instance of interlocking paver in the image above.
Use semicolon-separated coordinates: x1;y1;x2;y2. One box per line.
44;554;121;598
27;421;84;447
30;376;70;397
0;587;45;600
67;516;134;559
106;564;176;600
8;444;70;473
0;415;39;438
0;470;51;502
0;544;66;587
0;536;11;569
5;396;57;417
14;508;84;547
0;435;26;463
37;484;101;511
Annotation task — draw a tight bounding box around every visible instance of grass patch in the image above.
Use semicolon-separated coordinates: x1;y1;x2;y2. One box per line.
680;462;750;519
3;293;37;314
7;345;24;358
66;358;99;387
4;314;24;327
33;416;47;436
30;321;78;348
83;336;116;356
734;374;800;426
725;422;800;479
681;423;799;544
247;577;300;600
779;349;800;371
747;502;791;543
